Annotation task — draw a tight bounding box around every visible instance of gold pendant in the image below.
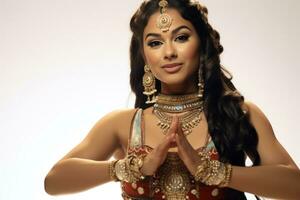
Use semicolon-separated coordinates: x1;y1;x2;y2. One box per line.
157;154;191;199
156;13;172;32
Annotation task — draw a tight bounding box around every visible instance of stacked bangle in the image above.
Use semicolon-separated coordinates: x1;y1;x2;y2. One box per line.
109;160;119;182
219;163;232;187
193;151;232;187
112;154;146;183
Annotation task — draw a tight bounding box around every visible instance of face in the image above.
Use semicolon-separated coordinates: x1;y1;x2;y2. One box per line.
143;8;200;88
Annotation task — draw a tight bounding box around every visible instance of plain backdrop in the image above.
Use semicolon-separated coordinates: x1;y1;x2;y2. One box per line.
0;0;299;199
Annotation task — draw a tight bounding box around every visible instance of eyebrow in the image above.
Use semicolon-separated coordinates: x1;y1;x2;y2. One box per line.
144;25;192;40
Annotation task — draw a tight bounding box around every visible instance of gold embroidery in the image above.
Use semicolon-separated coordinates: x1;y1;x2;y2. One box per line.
155;153;192;200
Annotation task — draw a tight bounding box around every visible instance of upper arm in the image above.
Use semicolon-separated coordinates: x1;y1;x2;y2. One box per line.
244;101;298;169
56;109;135;163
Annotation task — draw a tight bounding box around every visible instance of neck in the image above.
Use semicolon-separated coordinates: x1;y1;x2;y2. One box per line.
160;79;198;95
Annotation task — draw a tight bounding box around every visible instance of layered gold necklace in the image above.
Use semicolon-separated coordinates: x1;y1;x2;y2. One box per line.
153;93;204;136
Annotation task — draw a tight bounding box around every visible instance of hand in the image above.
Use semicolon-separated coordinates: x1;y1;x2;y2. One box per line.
140;117;178;176
174;116;203;175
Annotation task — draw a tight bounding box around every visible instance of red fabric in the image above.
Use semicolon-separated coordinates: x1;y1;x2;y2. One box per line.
121;146;226;200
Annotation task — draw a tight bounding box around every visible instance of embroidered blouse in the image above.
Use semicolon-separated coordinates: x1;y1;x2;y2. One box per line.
121;109;226;200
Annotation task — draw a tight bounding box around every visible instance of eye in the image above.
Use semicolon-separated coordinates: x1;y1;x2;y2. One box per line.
147;40;162;48
175;35;190;42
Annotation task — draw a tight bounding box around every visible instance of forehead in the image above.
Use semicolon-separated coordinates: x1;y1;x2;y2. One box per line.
143;8;195;38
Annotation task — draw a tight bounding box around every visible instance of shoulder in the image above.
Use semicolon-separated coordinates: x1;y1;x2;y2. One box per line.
241;101;277;151
99;108;139;128
241;102;298;167
241;101;272;132
102;108;138;119
89;108;139;138
102;108;140;134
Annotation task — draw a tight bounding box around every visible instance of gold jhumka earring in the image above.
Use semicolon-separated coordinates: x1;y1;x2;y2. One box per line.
156;0;173;32
143;64;157;104
198;66;205;100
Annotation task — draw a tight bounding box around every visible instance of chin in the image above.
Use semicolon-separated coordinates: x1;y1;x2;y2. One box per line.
159;75;189;86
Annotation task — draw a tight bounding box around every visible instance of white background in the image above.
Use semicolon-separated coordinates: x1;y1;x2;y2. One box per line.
0;0;299;199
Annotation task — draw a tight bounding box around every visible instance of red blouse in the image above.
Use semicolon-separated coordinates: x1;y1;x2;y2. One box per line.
121;109;226;200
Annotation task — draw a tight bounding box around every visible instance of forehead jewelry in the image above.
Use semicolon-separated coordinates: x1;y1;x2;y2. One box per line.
156;0;173;32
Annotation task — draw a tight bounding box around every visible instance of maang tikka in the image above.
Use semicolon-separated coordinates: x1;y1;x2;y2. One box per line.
143;64;157;104
156;0;172;32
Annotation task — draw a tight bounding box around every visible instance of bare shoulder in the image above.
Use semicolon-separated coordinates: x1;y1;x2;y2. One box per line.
100;108;138;128
107;108;138;128
57;108;138;162
241;101;298;167
241;101;273;133
106;108;139;150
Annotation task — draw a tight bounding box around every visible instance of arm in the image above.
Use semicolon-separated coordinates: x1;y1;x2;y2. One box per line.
44;109;135;195
228;102;300;199
174;101;300;199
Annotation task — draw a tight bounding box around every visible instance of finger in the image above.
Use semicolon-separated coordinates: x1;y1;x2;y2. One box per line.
176;120;189;148
175;122;195;157
156;132;175;153
176;119;185;139
166;116;179;136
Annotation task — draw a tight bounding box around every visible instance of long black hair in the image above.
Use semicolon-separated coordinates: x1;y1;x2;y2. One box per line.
129;0;261;199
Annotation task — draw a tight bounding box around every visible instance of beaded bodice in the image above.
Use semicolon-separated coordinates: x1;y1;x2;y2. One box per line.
121;109;225;200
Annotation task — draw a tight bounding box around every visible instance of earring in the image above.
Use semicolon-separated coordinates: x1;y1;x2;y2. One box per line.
198;67;204;100
143;64;157;104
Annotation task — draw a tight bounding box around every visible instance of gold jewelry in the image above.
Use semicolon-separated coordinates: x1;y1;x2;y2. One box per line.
156;0;172;32
193;150;232;187
114;154;146;183
143;65;157;104
154;101;203;113
198;66;205;99
153;93;204;135
156;93;200;105
154;153;192;199
127;154;146;181
109;160;119;181
219;164;232;187
153;108;203;136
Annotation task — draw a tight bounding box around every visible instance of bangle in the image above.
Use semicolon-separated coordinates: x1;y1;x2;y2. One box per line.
219;163;232;187
109;160;119;182
127;154;146;181
114;154;146;183
194;150;232;187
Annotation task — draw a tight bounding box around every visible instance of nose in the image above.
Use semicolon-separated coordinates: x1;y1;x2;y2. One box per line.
163;41;177;60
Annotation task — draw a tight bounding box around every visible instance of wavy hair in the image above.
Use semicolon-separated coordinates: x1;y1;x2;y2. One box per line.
129;0;261;199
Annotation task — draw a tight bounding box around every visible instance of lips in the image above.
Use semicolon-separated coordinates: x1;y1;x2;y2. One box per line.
162;63;183;73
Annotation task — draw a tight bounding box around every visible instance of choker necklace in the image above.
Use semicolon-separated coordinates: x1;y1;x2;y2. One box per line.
153;93;204;136
155;93;200;104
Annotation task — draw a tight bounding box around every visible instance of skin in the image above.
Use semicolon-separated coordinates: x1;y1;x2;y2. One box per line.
44;8;300;199
143;8;200;94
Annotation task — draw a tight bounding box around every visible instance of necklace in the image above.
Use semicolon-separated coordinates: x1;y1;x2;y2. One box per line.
153;93;204;136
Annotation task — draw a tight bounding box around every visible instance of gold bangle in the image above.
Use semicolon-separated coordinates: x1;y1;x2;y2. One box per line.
109;160;119;182
219;164;232;187
194;150;232;187
127;154;146;181
114;154;146;183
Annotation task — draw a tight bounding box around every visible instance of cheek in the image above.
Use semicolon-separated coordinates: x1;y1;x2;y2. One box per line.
144;49;162;78
180;42;199;60
143;49;162;79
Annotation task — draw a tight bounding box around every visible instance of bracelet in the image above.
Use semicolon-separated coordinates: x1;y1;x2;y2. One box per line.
127;154;146;180
193;150;232;187
114;154;146;183
219;163;232;187
109;160;119;182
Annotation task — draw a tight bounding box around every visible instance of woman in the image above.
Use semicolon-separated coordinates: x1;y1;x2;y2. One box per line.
44;0;300;199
